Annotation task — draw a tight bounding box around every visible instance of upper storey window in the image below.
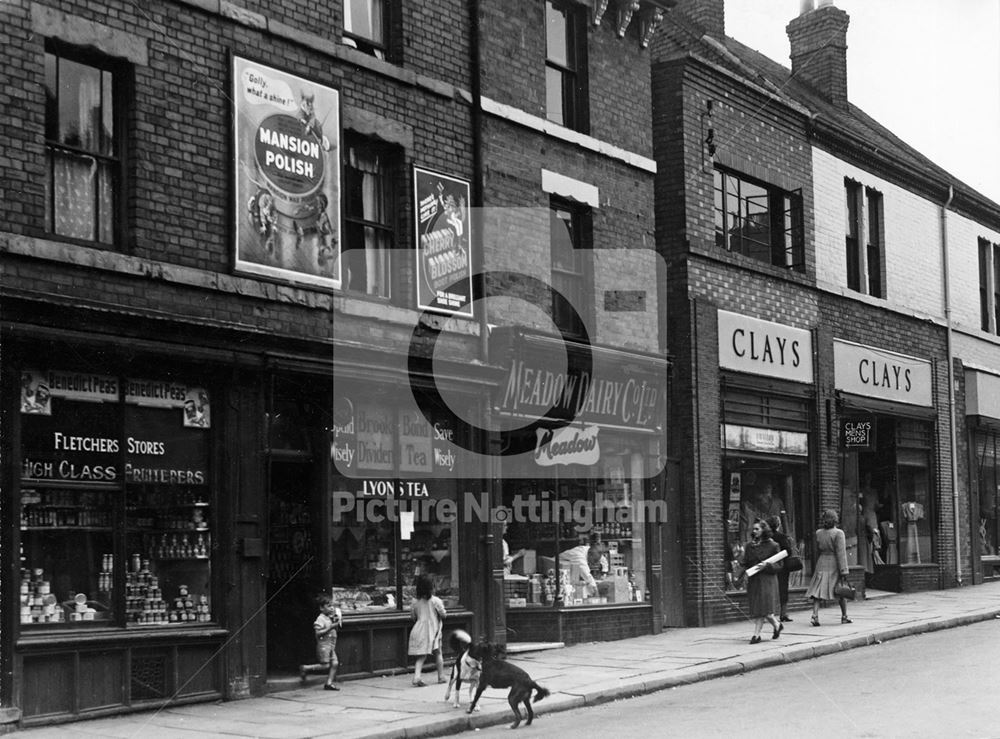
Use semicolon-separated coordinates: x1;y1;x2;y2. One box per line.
713;168;804;271
979;237;1000;335
545;0;588;132
344;0;388;60
845;179;885;298
44;44;123;246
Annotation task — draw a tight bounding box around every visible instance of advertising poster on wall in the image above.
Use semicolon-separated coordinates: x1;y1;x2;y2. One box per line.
413;167;473;316
232;56;340;289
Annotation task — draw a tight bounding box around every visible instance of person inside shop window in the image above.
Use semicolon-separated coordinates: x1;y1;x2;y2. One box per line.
501;521;525;576
586;531;608;580
560;538;599;595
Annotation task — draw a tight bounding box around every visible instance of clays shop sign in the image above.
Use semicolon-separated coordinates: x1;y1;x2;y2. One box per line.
233;56;340;289
414;167;473;315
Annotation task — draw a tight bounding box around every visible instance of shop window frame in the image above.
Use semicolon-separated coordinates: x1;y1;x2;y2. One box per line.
16;370;217;634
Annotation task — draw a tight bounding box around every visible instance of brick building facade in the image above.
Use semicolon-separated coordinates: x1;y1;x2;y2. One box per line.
0;0;672;727
654;0;1000;625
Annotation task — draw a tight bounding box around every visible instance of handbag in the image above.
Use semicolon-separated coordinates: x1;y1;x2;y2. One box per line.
784;554;803;572
833;577;856;601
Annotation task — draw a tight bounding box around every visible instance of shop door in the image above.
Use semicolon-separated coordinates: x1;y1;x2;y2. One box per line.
266;458;322;672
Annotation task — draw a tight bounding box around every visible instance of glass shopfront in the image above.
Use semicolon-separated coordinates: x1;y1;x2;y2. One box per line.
840;415;934;572
833;339;936;591
330;387;468;614
18;369;214;630
716;311;816;594
500;437;655;610
973;429;1000;577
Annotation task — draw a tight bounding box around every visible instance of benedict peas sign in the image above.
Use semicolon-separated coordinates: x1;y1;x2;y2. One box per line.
233;56;340;289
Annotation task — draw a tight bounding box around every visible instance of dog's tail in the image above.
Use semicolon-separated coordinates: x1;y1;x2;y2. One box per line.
532;684;550;703
449;628;472;654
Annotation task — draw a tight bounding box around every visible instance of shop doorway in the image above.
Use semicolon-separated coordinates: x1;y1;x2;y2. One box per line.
844;415;933;591
266;458;322;672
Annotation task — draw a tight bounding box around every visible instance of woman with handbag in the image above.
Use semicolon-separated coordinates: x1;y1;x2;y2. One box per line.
805;509;852;626
739;519;783;644
767;515;799;622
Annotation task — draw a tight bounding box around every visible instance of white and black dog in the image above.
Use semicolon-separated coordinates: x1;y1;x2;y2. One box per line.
443;629;482;710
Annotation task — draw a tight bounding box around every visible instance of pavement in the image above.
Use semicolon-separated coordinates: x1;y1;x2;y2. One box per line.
17;579;1000;738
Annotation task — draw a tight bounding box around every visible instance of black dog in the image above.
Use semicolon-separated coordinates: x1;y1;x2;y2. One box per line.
467;642;550;728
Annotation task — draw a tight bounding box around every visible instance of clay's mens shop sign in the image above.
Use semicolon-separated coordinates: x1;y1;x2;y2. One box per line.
833;339;932;407
233;56;339;289
717;310;813;384
21;370;211;428
413;167;473;316
841;417;875;449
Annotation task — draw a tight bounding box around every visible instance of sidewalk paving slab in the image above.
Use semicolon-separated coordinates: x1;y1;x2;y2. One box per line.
12;580;1000;739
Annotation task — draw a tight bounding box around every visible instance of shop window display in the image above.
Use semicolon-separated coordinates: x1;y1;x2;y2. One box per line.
18;370;214;629
330;492;461;613
975;431;1000;571
501;448;650;609
842;416;934;573
724;461;812;591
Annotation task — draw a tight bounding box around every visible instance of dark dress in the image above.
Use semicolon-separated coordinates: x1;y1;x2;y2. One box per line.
771;529;792;609
740;538;781;617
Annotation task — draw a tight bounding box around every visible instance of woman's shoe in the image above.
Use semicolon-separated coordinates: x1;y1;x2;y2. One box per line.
779;615;793;622
810;615;820;627
772;623;783;639
412;680;426;687
841;616;853;624
324;683;340;691
750;635;762;644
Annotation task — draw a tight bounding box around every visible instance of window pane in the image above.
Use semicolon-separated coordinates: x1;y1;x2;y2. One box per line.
993;245;1000;336
546;2;568;67
344;224;390;297
345;0;384;43
550;208;579;271
345;146;385;222
59;58;102;150
51;149;98;241
979;240;990;332
545;67;564;126
101;70;115;157
44;52;58;141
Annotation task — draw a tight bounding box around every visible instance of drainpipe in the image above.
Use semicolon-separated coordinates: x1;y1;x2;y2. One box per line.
940;184;961;585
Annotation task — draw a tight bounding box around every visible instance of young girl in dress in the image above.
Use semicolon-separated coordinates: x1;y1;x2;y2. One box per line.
408;575;446;686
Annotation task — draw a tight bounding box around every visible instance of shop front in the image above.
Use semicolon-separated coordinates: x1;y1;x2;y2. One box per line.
489;328;668;645
965;369;1000;583
833;339;938;592
3;347;226;727
326;355;492;676
716;311;817;601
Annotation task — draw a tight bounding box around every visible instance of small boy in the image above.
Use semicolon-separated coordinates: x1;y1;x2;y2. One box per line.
299;595;343;690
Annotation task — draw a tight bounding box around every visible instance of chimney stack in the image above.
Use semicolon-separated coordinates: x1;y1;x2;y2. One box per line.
681;0;724;39
786;1;850;107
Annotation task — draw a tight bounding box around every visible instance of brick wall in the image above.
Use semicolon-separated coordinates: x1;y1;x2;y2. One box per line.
812;147;945;320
